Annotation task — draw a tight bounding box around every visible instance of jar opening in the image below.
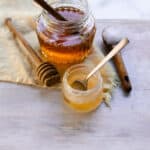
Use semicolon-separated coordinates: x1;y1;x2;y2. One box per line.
63;64;102;96
40;1;91;33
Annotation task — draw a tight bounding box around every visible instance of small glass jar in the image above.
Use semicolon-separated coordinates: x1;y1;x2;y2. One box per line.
36;0;96;65
62;64;103;112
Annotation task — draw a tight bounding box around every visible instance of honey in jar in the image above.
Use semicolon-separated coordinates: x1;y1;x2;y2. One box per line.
36;0;96;65
62;64;103;112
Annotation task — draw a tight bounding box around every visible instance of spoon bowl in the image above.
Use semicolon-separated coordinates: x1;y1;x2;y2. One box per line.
71;79;87;91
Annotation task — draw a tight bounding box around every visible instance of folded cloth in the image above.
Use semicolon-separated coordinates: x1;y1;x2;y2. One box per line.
0;16;117;106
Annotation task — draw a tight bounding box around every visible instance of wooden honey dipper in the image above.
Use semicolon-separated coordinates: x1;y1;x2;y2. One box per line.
5;18;60;87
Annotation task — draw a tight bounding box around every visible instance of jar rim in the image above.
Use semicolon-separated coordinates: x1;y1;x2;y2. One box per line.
43;0;91;24
42;9;90;24
63;64;103;96
39;1;92;30
41;9;91;32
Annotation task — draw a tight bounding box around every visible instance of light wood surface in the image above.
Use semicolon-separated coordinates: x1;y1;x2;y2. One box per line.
0;20;150;150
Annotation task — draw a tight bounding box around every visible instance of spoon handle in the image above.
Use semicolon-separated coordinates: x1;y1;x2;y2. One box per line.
34;0;67;21
5;18;42;67
86;38;129;80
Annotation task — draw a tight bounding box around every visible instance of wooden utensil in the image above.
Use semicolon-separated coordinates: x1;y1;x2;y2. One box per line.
34;0;81;35
102;29;132;93
5;18;60;87
34;0;67;21
72;38;129;91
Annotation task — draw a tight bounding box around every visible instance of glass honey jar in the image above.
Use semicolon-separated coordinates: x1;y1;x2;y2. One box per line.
36;0;96;65
62;64;103;112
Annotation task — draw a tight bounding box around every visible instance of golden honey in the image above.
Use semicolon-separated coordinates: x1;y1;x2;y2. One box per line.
64;93;103;112
36;6;96;65
62;64;103;112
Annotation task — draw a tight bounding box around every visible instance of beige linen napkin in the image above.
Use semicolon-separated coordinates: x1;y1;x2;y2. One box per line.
0;16;118;105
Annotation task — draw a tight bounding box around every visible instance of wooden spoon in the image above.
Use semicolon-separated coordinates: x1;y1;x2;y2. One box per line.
72;38;129;91
34;0;67;21
102;28;132;93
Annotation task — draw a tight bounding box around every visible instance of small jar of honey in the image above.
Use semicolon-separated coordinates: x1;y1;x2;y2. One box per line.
62;64;103;112
36;0;96;65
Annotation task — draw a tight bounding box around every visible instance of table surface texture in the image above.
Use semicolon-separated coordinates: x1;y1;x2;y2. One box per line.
0;20;150;150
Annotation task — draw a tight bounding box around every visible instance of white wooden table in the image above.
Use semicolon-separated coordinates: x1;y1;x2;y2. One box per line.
0;20;150;150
